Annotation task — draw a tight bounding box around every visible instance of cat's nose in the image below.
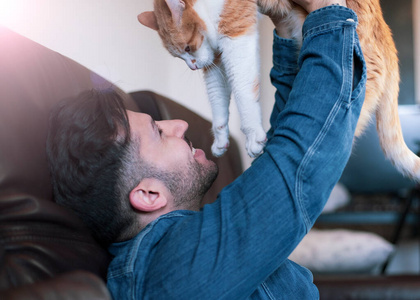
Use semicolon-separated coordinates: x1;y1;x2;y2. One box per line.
186;59;198;70
191;60;198;70
189;64;198;71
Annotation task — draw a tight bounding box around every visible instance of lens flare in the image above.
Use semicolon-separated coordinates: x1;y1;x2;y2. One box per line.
0;1;23;27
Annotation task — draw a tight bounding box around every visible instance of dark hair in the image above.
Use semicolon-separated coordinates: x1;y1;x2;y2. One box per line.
46;89;141;247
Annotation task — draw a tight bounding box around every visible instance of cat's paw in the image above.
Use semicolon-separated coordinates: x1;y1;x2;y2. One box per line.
246;129;267;158
211;140;230;157
211;124;230;157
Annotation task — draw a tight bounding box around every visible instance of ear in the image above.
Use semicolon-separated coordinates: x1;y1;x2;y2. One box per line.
137;11;159;31
165;0;185;26
129;178;169;212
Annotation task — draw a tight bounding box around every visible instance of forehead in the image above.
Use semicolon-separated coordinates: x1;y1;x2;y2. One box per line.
127;110;148;123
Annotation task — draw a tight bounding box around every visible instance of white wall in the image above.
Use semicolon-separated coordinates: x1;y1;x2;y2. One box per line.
0;0;276;168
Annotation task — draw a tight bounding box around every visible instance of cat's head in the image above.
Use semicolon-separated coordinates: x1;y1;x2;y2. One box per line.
138;0;214;70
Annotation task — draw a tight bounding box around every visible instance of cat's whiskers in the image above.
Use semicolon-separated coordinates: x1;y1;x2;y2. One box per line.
206;61;229;88
179;61;206;88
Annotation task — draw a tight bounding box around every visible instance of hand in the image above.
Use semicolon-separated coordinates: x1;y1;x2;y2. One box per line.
293;0;347;13
257;1;298;39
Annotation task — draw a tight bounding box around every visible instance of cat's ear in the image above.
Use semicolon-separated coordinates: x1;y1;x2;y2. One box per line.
165;0;185;27
138;12;159;31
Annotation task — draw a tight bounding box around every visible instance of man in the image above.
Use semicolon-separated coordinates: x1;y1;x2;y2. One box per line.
47;0;366;298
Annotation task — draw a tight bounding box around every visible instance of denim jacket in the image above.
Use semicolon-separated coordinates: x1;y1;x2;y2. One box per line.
107;6;366;300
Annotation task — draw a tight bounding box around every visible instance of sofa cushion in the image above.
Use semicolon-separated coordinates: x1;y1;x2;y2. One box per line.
289;228;394;273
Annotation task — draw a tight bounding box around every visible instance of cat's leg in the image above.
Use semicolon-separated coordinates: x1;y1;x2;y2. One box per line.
202;57;232;157
220;30;266;158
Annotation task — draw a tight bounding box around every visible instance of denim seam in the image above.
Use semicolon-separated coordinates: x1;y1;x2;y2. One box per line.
309;5;355;17
295;24;354;231
131;274;136;300
341;22;354;108
295;99;343;231
261;282;276;300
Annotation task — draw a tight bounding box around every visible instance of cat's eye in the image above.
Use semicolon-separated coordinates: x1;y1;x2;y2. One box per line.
185;46;191;52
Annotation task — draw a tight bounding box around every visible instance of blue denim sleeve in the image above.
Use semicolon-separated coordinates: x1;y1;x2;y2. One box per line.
144;6;367;300
266;31;300;141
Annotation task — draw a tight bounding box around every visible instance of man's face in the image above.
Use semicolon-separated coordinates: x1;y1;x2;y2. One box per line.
127;111;218;209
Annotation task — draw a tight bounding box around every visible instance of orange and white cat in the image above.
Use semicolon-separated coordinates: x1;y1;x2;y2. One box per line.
139;0;420;181
139;0;266;158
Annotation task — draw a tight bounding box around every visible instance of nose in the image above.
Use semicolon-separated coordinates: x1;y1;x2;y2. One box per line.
156;119;188;138
188;59;198;70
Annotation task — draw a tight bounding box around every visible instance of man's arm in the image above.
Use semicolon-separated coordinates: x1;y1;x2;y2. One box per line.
146;5;367;299
266;33;299;141
266;0;348;141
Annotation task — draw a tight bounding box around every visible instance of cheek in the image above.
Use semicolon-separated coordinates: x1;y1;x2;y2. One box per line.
141;141;187;170
167;141;193;163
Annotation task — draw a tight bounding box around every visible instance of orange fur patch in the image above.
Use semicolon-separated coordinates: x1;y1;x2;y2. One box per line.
154;0;206;55
219;0;258;37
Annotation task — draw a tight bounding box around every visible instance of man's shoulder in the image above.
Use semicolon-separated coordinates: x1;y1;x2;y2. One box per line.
108;210;196;273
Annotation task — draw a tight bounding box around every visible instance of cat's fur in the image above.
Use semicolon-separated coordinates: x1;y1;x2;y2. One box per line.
139;0;420;181
139;0;266;158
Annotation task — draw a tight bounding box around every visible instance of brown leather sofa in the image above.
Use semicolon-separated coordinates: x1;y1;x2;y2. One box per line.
1;25;420;299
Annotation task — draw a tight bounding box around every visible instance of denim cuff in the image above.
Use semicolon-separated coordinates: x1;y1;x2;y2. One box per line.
272;29;300;73
303;5;358;40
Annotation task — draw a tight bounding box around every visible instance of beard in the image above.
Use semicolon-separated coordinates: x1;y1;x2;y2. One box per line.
161;159;218;209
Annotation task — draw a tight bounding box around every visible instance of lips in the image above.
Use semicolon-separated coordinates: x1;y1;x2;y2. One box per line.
184;136;195;155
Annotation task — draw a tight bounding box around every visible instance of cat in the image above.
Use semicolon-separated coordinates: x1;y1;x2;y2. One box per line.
138;0;266;158
139;0;420;181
